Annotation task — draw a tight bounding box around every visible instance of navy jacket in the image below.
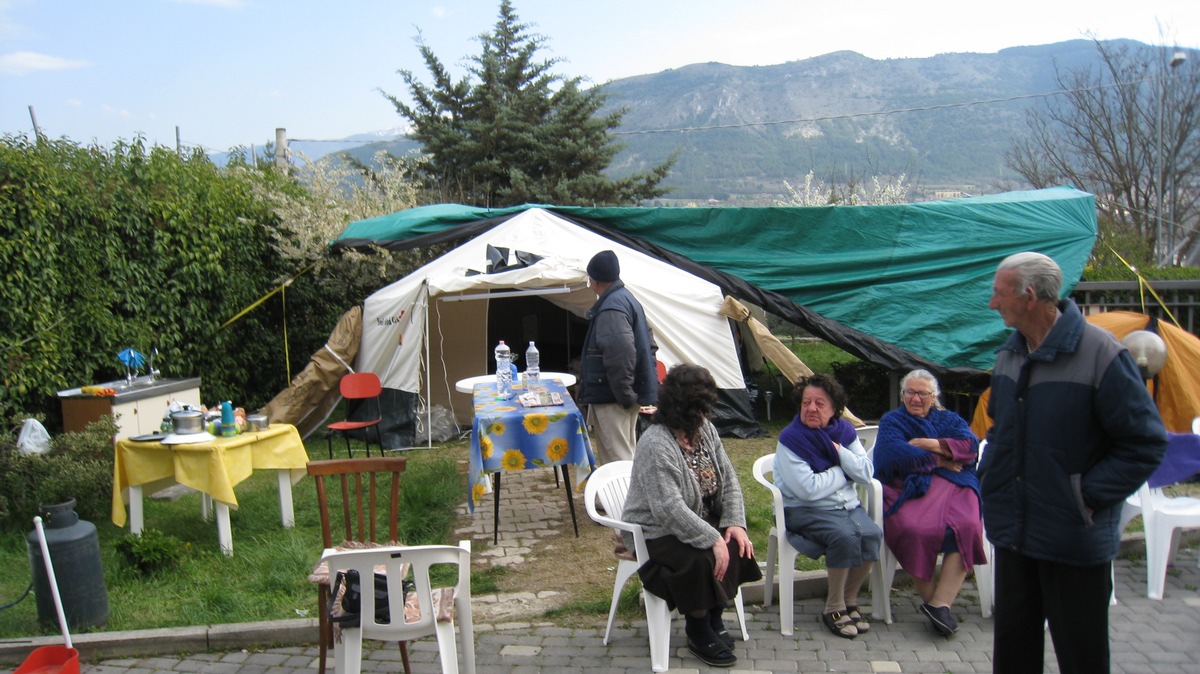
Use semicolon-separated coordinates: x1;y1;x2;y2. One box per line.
577;280;658;408
982;299;1166;565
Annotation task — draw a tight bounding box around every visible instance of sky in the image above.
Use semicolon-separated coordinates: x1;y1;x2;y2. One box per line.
3;0;1200;154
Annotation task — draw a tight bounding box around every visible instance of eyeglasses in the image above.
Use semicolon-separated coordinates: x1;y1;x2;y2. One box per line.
903;389;934;400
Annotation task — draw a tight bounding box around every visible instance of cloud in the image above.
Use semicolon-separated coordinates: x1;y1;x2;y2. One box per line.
0;51;88;75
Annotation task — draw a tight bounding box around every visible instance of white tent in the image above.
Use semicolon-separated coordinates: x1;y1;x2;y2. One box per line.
356;208;753;447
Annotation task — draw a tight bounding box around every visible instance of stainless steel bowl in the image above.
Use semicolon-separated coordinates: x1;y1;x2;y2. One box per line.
246;414;269;431
171;410;205;435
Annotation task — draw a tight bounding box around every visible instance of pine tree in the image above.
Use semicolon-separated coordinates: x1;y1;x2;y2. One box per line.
383;0;672;207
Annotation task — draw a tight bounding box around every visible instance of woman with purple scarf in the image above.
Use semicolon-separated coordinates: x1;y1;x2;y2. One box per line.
774;374;882;639
874;369;985;638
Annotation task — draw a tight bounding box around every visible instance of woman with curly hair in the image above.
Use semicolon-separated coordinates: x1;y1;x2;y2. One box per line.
774;373;882;639
620;363;761;668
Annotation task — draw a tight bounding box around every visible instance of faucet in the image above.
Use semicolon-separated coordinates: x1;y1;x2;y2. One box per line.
147;347;161;382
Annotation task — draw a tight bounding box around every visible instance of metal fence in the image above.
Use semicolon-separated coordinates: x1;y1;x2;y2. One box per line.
1072;280;1200;334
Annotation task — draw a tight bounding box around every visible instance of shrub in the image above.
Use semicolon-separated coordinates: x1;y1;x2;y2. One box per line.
113;528;187;575
0;415;117;530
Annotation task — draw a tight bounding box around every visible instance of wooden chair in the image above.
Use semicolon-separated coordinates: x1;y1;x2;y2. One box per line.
326;372;384;459
306;457;409;674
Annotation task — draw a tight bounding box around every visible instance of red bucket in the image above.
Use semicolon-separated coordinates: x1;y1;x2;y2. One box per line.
13;645;79;674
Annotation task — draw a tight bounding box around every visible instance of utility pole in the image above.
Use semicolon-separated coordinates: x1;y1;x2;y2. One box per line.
1156;50;1188;266
28;106;43;143
274;128;287;169
1165;51;1188;264
176;126;182;154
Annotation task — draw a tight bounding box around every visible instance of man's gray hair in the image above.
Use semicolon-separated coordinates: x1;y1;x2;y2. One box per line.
997;252;1062;302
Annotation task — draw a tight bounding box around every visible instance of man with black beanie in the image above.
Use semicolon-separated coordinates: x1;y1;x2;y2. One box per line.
577;250;659;464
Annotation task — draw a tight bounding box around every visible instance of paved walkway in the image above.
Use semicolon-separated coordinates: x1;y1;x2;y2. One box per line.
4;468;1200;673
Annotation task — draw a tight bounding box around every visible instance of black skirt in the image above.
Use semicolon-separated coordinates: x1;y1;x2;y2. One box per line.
637;534;762;614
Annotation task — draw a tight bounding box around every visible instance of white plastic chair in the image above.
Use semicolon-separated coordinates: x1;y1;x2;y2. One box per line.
1137;482;1200;600
751;452;886;634
872;442;994;623
323;542;475;674
856;425;880;453
583;460;748;673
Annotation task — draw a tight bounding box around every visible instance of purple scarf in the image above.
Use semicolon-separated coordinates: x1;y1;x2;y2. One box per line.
778;414;858;473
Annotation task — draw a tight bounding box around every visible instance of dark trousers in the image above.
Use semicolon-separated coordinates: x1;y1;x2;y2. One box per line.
992;548;1112;674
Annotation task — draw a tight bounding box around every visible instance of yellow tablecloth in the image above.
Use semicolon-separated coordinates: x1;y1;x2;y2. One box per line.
111;423;309;527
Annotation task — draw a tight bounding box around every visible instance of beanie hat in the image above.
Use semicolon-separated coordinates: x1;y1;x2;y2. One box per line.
587;250;620;283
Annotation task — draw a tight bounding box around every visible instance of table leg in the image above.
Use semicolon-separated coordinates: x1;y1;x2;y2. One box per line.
277;469;295;528
201;494;213;522
215;502;233;556
492;472;502;545
561;465;579;537
129;485;144;535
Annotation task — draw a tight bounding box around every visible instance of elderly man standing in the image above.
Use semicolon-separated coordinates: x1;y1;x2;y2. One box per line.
983;251;1166;674
577;250;658;464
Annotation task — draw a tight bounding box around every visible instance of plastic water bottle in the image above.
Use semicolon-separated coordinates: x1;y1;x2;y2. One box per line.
494;341;513;399
525;341;540;387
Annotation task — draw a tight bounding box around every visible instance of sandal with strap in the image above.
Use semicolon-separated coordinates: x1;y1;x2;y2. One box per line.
821;610;858;639
846;605;870;633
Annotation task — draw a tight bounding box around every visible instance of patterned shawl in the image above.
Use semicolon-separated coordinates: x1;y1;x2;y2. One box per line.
778;414;858;473
874;406;980;517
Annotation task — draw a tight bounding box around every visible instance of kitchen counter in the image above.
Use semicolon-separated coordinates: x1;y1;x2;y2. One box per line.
59;377;203;438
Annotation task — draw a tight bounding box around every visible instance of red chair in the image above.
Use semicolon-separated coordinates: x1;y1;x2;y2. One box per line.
326;373;384;459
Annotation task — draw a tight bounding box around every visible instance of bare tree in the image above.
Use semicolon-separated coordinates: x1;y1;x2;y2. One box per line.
1007;39;1199;266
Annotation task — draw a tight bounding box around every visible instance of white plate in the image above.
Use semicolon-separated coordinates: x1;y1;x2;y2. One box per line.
161;432;215;445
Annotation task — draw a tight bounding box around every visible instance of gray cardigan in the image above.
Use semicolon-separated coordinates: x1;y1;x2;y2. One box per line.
620;420;748;549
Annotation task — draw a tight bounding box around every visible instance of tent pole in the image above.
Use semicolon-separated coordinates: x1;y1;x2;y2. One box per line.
424;285;433;449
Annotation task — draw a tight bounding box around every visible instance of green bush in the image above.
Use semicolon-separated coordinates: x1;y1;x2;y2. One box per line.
113;528;188;575
0;415;117;530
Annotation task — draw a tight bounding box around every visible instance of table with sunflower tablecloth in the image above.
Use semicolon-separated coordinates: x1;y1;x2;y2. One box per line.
468;378;595;542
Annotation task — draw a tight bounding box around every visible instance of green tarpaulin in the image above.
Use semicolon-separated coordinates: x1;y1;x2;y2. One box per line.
335;186;1097;373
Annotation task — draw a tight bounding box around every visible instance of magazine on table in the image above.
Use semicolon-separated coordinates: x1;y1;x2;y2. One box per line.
519;390;563;407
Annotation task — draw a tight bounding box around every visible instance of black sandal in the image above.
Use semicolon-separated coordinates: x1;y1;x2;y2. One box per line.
821;610;858;639
687;637;737;668
846;605;870;633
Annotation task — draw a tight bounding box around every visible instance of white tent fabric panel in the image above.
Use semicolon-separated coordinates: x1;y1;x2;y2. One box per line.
358;208;744;395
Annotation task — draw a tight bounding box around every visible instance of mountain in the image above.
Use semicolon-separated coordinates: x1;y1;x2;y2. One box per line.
598;39;1118;202
224;40;1136;202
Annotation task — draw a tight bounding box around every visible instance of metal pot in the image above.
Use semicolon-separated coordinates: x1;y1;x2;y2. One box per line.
246;414;269;431
170;410;204;435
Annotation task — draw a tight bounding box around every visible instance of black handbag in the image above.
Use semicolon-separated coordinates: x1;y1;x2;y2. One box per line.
329;568;413;627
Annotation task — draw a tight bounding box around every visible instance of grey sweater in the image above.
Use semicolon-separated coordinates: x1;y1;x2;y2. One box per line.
620;421;748;549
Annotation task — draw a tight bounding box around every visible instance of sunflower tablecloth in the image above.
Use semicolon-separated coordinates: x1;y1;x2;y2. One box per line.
468;378;594;511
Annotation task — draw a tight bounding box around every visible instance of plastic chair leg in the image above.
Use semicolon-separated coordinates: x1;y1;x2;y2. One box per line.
875;545;897;624
644;590;673;672
335;627;364;674
433;620;460;674
778;546;797;636
763;529;778;607
732;588;749;641
604;559;639;643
